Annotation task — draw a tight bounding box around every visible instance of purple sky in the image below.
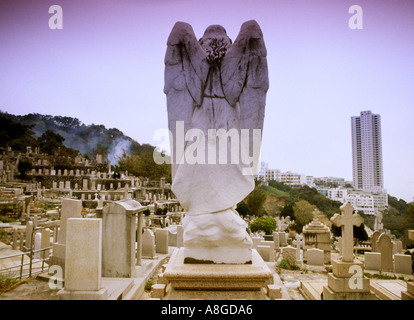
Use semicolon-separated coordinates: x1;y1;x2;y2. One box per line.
1;0;413;202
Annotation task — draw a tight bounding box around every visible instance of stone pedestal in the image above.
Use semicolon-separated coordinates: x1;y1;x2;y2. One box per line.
322;260;377;300
162;248;274;300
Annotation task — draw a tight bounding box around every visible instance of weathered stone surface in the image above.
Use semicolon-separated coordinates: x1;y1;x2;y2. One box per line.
165;21;268;264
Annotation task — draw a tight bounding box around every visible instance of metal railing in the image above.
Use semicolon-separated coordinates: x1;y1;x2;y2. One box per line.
0;226;53;280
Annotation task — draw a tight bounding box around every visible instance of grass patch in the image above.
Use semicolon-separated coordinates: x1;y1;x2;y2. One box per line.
364;272;405;280
144;278;155;292
261;185;290;198
0;273;19;294
276;258;301;271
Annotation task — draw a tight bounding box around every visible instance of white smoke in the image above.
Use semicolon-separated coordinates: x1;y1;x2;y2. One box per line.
107;138;132;166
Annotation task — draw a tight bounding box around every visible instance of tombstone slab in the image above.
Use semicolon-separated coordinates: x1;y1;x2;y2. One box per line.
155;228;169;254
364;252;381;271
394;254;412;275
307;248;324;266
58;218;107;300
377;233;393;272
142;229;157;259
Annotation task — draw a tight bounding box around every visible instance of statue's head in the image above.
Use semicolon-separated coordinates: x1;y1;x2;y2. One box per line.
199;25;232;66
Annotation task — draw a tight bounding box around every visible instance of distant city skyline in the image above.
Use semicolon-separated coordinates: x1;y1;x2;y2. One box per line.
0;0;413;202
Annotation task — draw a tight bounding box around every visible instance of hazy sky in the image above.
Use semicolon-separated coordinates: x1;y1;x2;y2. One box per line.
1;0;413;202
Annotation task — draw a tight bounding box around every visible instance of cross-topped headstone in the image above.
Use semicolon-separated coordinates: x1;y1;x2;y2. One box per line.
292;234;304;263
331;202;363;262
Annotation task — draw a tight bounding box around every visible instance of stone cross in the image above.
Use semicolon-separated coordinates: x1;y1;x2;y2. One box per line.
292;234;304;263
331;202;363;262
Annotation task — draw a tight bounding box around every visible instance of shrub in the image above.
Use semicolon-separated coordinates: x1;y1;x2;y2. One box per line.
249;216;277;235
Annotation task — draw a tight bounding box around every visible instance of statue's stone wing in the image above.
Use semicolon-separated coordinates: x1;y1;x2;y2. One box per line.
221;20;269;175
164;22;209;178
221;20;269;133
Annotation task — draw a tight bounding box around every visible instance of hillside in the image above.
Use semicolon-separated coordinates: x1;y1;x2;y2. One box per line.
0;111;153;164
254;181;414;239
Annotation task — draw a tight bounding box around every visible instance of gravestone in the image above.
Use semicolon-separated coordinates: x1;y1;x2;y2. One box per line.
155;228;169;254
102;200;146;278
393;240;402;254
142;229;157;259
364;252;381;271
34;232;42;259
50;198;82;272
322;203;376;300
278;232;287;247
272;232;280;250
371;231;381;252
394;254;412;275
258;240;275;262
307;248;324;266
41;228;51;259
331;203;363;262
293;235;304;264
377;233;393;272
282;246;296;265
58;218;107;300
24;221;34;251
251;236;263;249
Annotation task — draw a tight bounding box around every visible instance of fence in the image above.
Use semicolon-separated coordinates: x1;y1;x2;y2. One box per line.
0;226;53;280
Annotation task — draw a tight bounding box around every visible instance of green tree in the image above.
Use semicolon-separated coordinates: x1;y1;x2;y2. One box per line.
292;200;316;232
0;112;38;152
37;130;65;154
236;201;251;217
245;186;267;217
280;202;295;220
115;149;171;183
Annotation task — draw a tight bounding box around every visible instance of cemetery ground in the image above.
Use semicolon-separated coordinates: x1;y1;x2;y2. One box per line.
2;241;412;300
0;243;327;300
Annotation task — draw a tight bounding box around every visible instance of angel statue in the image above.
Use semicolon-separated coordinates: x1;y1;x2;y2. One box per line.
164;20;269;264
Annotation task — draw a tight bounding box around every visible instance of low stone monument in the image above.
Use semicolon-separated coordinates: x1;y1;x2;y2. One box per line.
302;209;331;264
322;203;377;300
